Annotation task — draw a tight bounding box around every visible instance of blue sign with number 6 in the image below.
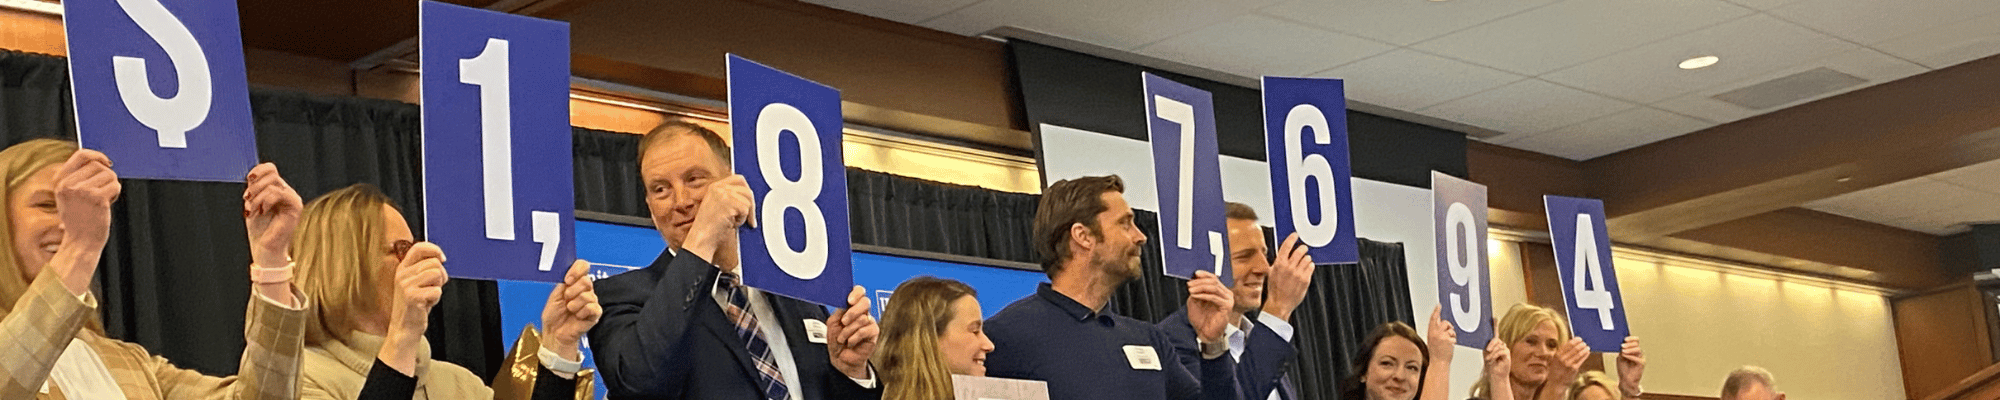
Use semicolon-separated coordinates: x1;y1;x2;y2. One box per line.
419;0;575;283
65;0;257;182
1263;76;1358;265
729;55;855;307
1545;195;1630;352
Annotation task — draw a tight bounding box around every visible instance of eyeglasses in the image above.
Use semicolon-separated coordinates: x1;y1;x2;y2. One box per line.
389;239;415;260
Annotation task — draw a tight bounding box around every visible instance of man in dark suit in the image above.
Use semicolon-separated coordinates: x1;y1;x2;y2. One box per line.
588;121;881;400
1159;202;1313;400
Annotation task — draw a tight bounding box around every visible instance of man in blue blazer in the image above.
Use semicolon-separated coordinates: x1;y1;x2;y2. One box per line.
1159;203;1315;400
589;121;882;400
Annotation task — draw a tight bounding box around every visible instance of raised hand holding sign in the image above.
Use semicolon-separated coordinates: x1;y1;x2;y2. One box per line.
728;54;855;307
65;0;257;181
1434;172;1494;348
1142;72;1231;286
1262;76;1357;265
420;0;575;282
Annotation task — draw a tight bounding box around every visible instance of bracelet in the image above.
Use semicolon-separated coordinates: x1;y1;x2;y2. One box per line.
250;261;296;284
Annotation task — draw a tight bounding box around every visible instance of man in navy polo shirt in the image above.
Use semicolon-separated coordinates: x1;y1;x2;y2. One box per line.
984;175;1242;400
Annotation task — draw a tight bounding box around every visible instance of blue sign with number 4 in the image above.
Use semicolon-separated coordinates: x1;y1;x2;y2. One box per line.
65;0;257;182
1545;195;1630;352
729;55;855;307
419;0;575;283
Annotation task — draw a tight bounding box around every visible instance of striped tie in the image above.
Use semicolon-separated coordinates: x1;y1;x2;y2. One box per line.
718;273;790;400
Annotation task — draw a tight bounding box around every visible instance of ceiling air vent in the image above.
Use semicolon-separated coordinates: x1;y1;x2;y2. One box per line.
1710;67;1867;110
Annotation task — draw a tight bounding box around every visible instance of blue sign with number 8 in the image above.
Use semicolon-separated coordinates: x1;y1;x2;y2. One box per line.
729;55;854;307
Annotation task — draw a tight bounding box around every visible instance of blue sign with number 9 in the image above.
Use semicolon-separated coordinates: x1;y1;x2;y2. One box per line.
729;55;854;307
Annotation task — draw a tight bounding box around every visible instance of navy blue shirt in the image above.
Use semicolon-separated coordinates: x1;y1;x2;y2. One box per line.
985;283;1241;400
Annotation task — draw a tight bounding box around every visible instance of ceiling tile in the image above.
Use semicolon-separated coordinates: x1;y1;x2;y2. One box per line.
1135;14;1393;79
1257;0;1559;46
1769;0;2000;45
1498;107;1712;160
1542;14;1854;104
802;0;983;24
1419;79;1634;136
1653;47;1928;123
1871;10;2000;69
1899;190;2000;234
1411;0;1751;75
922;0;1278;49
1719;0;1806;11
1314;49;1525;112
1802;178;1948;224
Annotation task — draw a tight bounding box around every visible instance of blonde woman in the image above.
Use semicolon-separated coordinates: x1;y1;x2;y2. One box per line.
875;276;993;400
1567;372;1619;400
1468;304;1645;400
291;184;601;399
0;139;310;399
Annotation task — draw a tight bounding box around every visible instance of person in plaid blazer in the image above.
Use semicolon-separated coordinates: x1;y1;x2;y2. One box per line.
0;139;310;400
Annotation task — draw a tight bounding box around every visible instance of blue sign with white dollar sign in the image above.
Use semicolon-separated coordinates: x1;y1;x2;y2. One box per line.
729;55;855;307
419;0;575;283
65;0;256;182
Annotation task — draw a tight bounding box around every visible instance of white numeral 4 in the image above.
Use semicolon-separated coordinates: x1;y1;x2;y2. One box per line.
1571;214;1616;330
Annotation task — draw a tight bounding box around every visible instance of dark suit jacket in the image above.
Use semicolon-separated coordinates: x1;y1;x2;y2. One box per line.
1159;309;1299;400
588;250;881;400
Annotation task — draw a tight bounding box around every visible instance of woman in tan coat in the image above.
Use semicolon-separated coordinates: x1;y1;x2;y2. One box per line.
0;138;311;400
292;183;600;399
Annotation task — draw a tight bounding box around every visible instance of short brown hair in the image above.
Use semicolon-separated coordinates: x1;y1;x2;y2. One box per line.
1032;175;1125;278
1225;202;1258;222
638;120;729;165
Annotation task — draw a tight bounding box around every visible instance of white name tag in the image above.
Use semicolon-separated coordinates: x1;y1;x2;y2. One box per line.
804;319;829;344
1123;345;1162;371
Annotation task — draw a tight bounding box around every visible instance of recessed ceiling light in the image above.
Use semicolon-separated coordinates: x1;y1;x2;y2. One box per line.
1679;56;1719;70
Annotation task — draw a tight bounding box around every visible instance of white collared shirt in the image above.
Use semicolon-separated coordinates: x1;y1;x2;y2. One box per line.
1226;313;1295;400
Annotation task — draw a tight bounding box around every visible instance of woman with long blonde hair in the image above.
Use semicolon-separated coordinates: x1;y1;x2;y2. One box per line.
1468;304;1646;400
0;138;310;400
875;276;993;400
291;183;601;399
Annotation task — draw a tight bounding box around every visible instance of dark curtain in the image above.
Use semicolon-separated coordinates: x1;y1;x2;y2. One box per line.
846;170;1039;263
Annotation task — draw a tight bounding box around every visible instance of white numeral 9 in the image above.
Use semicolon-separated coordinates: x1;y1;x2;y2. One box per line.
756;103;830;280
1445;202;1483;331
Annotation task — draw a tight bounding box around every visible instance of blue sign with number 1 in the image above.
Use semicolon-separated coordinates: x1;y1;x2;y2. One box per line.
65;0;256;182
419;0;575;283
1545;195;1630;352
729;55;855;307
1143;73;1231;287
1263;76;1357;265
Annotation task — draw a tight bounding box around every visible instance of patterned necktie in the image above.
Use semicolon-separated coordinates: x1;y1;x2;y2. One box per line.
718;273;790;400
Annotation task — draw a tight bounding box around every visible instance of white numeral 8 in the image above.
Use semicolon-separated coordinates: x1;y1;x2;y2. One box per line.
756;103;829;280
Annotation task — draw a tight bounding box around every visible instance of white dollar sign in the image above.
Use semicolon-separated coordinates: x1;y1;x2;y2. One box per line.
112;0;211;149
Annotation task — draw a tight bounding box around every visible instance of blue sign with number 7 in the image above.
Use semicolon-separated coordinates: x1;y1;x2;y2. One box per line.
729;55;855;307
1143;73;1231;287
1545;195;1630;352
419;0;575;283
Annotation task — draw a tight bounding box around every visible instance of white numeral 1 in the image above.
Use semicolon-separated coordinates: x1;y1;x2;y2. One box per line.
1571;214;1616;330
1445;202;1483;331
1284;104;1338;247
460;37;559;272
757;103;830;280
113;0;212;148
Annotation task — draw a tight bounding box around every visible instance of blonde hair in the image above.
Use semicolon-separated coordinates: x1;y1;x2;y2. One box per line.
1471;303;1572;399
876;276;978;400
293;184;395;346
0;139;102;334
1567;371;1620;400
